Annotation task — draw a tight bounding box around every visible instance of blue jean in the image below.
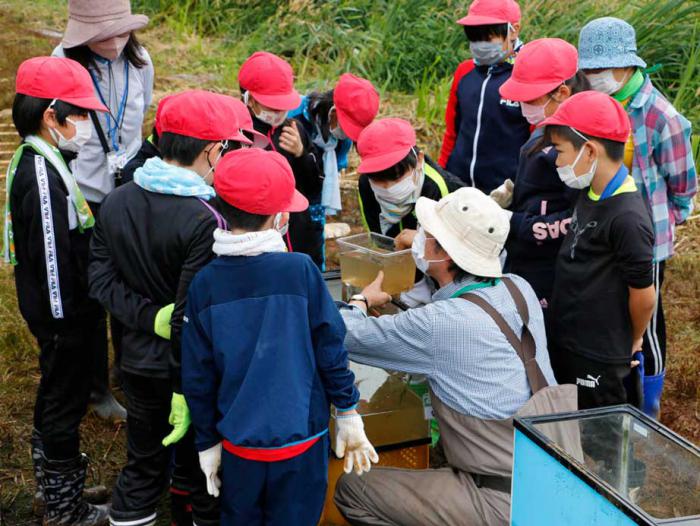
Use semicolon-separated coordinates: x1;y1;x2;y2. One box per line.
221;434;329;525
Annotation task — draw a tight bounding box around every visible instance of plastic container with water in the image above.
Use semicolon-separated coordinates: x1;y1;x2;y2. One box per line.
336;233;416;297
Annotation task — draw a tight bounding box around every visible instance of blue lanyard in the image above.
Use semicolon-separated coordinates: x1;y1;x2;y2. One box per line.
599;165;629;201
89;59;129;151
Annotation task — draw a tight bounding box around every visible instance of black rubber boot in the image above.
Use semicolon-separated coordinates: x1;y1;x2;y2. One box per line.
170;488;193;526
40;453;110;526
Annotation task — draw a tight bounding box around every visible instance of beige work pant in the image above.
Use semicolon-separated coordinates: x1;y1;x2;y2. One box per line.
334;466;509;526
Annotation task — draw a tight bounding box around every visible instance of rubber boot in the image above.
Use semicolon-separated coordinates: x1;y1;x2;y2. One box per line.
170;488;193;526
642;372;665;419
89;389;127;423
31;429;46;517
40;453;110;526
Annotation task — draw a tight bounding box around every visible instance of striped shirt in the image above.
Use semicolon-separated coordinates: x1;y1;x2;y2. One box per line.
628;76;697;262
340;274;557;419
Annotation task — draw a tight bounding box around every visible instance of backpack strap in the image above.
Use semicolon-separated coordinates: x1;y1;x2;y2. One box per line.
197;198;228;230
459;277;549;394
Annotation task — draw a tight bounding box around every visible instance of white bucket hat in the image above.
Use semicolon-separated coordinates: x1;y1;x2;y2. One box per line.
415;187;510;278
62;0;149;49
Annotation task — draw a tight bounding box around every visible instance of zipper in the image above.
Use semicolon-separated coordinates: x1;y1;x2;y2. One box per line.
469;67;493;188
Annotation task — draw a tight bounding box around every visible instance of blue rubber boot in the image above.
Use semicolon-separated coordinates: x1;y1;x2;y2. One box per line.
642;372;665;419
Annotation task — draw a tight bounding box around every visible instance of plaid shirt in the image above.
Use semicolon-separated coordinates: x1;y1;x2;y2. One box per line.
629;76;697;262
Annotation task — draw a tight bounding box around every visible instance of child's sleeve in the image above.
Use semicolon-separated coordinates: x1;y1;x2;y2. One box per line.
306;260;359;411
181;277;221;451
438;60;474;168
610;208;655;289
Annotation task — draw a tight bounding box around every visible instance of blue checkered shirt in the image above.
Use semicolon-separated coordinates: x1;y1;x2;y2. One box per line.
340;274;558;419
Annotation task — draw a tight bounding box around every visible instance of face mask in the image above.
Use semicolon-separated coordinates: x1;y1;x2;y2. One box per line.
520;97;552;125
330;126;348;141
204;141;227;183
369;169;419;205
586;69;627;96
557;144;598;190
254;107;287;128
49;117;92;153
273;212;289;236
411;227;446;274
88;34;130;61
470;41;508;66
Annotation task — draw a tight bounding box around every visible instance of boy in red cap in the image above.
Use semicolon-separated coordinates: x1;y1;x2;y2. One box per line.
540;91;656;411
493;38;590;333
289;73;380;268
439;0;530;193
88;89;251;526
238;51;326;269
181;148;377;524
4;56;109;526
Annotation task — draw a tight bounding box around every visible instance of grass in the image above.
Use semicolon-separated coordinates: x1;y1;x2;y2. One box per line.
0;0;698;523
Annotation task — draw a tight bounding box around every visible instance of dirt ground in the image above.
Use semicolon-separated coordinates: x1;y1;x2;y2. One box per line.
0;5;698;525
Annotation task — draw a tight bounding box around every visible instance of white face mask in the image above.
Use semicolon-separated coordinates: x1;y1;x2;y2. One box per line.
49;117;93;153
273;212;289;236
557;144;598;190
254;107;287;128
586;69;627;96
411;227;446;274
369;169;419;205
88;34;130;61
520;97;552;125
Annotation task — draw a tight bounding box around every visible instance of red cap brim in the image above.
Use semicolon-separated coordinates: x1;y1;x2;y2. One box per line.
228;129;253;145
336;109;364;142
357;146;413;174
499;77;563;102
249;90;302;111
63;95;109;113
282;189;309;212
538;113;569;129
246;128;270;149
457;14;509;26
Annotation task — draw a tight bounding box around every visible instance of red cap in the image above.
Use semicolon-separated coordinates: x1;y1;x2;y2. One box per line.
357;118;416;174
15;56;107;112
333;73;380;141
154;94;175;136
238;51;301;111
214;149;308;214
457;0;521;26
226;96;270;149
499;38;578;102
159;90;251;143
539;91;631;143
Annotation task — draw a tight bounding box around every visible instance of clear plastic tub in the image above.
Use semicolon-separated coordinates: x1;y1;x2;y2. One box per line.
336;233;416;296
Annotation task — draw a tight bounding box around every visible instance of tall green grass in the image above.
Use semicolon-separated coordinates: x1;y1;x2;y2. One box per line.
133;0;700;126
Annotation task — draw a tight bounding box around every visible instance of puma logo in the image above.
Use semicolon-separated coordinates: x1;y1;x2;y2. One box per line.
576;374;601;388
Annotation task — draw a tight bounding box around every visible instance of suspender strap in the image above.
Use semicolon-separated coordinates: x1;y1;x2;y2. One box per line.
459;277;549;394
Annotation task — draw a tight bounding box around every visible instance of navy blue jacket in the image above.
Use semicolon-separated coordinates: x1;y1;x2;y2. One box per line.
182;252;359;451
445;61;530;193
504;130;579;304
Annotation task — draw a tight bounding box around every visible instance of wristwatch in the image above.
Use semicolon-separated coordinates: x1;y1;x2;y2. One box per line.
349;294;369;309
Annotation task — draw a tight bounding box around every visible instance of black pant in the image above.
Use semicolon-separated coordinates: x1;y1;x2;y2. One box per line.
110;371;219;526
642;261;666;375
33;313;104;460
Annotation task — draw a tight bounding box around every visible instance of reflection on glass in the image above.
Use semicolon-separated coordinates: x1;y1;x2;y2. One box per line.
534;413;700;519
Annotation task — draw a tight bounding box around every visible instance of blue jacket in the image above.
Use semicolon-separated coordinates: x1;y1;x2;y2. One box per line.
289;95;353;170
504;129;579;303
182;252;359;452
445;61;530;193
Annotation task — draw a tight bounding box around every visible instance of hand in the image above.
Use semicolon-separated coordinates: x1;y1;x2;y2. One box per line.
489;179;514;209
162;393;191;446
394;229;417;251
154;303;174;340
335;412;379;475
360;271;392;309
632;337;643;355
198;442;222;498
279;120;304;158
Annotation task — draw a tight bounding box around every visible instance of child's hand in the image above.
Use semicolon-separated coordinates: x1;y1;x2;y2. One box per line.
335;412;379;475
279;120;304;158
360;271;392;308
198;442;222;497
394;229;417;251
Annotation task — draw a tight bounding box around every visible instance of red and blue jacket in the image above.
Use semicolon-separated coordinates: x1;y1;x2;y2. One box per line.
181;252;359;460
439;58;530;193
504;129;579;305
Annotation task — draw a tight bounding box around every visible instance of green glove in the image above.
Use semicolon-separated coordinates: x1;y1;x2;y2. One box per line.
154;303;175;340
162;393;191;446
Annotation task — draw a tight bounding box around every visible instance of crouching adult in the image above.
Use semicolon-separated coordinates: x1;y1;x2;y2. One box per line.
334;188;577;526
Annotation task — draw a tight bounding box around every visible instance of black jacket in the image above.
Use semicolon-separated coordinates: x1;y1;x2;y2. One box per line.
504;130;579;303
88;181;219;390
251;113;325;268
9;147;101;339
358;154;464;238
121;138;160;184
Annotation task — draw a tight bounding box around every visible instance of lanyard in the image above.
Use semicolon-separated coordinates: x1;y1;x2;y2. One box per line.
599;165;629;201
90;59;129;151
450;279;500;298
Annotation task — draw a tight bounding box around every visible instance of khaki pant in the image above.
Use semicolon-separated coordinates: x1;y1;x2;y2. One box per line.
334;466;509;526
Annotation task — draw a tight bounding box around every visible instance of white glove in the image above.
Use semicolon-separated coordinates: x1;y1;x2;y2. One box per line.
489;179;514;209
335;414;379;475
198;442;222;498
